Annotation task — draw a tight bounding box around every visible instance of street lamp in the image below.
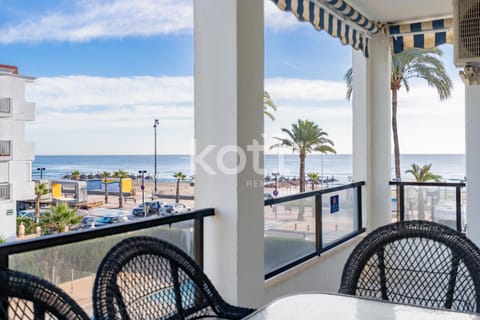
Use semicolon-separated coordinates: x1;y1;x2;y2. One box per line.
138;170;147;215
154;119;159;196
37;167;46;179
272;172;279;197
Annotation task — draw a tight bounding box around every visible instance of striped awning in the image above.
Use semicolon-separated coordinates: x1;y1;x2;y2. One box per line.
320;0;380;34
388;18;454;54
271;0;371;57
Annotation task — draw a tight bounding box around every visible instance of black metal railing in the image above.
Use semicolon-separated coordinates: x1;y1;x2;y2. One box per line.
0;208;213;316
0;140;11;157
0;98;11;114
390;181;466;232
0;208;214;269
264;181;365;279
0;183;9;200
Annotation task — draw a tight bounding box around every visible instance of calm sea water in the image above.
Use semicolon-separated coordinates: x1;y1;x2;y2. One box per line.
32;154;465;183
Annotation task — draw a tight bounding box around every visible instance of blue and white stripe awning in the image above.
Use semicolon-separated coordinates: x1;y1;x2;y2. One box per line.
321;0;380;34
388;18;454;54
271;0;371;57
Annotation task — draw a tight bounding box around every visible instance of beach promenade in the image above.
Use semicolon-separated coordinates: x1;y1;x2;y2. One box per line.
84;180;195;213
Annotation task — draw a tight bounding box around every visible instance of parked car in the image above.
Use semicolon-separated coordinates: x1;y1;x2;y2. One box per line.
17;209;48;220
94;213;129;227
132;201;166;216
80;216;97;229
161;203;192;214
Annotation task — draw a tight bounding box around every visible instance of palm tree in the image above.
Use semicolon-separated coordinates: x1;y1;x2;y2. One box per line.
271;119;336;193
405;163;442;220
71;170;80;181
101;171;110;203
173;172;187;203
345;48;452;180
264;91;278;120
34;182;49;223
113;169;128;208
306;172;320;191
39;203;81;234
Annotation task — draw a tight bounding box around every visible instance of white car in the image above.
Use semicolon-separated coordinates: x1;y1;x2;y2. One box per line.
161;203;192;214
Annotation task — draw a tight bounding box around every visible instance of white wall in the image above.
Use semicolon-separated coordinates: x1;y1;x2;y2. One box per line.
0;202;16;241
265;238;360;301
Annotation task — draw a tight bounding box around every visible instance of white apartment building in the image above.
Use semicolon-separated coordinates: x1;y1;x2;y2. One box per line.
0;65;35;241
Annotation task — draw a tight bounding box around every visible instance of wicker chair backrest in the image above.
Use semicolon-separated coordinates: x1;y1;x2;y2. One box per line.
93;236;254;320
339;220;480;313
0;268;89;320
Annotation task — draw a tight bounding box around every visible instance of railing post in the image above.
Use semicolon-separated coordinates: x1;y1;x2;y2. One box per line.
356;185;363;230
194;217;204;269
399;184;405;222
456;186;462;232
315;195;322;253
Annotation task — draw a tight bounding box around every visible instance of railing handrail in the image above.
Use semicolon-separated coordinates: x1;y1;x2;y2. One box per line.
0;208;214;258
265;181;365;206
390;181;466;187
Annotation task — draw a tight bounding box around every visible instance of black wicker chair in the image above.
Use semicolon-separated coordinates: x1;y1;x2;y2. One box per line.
93;236;255;320
0;267;89;320
339;220;480;313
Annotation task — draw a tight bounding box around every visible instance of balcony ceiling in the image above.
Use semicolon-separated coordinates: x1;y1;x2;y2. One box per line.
346;0;453;23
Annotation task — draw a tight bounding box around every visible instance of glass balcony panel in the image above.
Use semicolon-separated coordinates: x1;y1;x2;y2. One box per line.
321;189;357;247
403;185;465;231
9;221;195;317
264;196;316;275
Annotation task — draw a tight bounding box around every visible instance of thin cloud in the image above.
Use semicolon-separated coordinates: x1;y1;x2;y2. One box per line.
0;0;193;43
0;0;308;43
28;75;194;109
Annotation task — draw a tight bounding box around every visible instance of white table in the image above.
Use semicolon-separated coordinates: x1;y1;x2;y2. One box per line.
243;293;480;320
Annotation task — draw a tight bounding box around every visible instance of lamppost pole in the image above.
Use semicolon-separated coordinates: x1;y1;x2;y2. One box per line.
37;167;45;179
138;170;146;205
154;119;159;196
138;170;147;215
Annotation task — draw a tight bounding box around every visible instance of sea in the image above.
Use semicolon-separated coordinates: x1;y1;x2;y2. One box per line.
32;154;466;184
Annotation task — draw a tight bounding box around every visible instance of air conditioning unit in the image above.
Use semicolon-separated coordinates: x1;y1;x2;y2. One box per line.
454;0;480;67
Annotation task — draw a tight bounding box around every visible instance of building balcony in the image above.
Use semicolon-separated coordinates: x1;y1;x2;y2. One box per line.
0;98;35;121
0;180;470;317
0;141;34;161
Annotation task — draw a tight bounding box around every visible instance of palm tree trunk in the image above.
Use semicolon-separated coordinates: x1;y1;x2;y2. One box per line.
35;197;40;224
392;88;401;180
118;178;123;208
299;154;306;193
392;87;401;216
104;180;108;203
175;179;180;203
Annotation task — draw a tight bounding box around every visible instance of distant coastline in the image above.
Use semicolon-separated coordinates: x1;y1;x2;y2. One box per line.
33;154;466;183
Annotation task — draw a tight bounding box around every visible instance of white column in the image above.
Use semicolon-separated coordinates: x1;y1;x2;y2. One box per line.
464;70;480;245
353;37;392;231
194;0;264;307
352;50;368;226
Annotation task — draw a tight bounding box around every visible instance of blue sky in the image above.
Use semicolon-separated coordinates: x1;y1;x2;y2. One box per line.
0;0;464;155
